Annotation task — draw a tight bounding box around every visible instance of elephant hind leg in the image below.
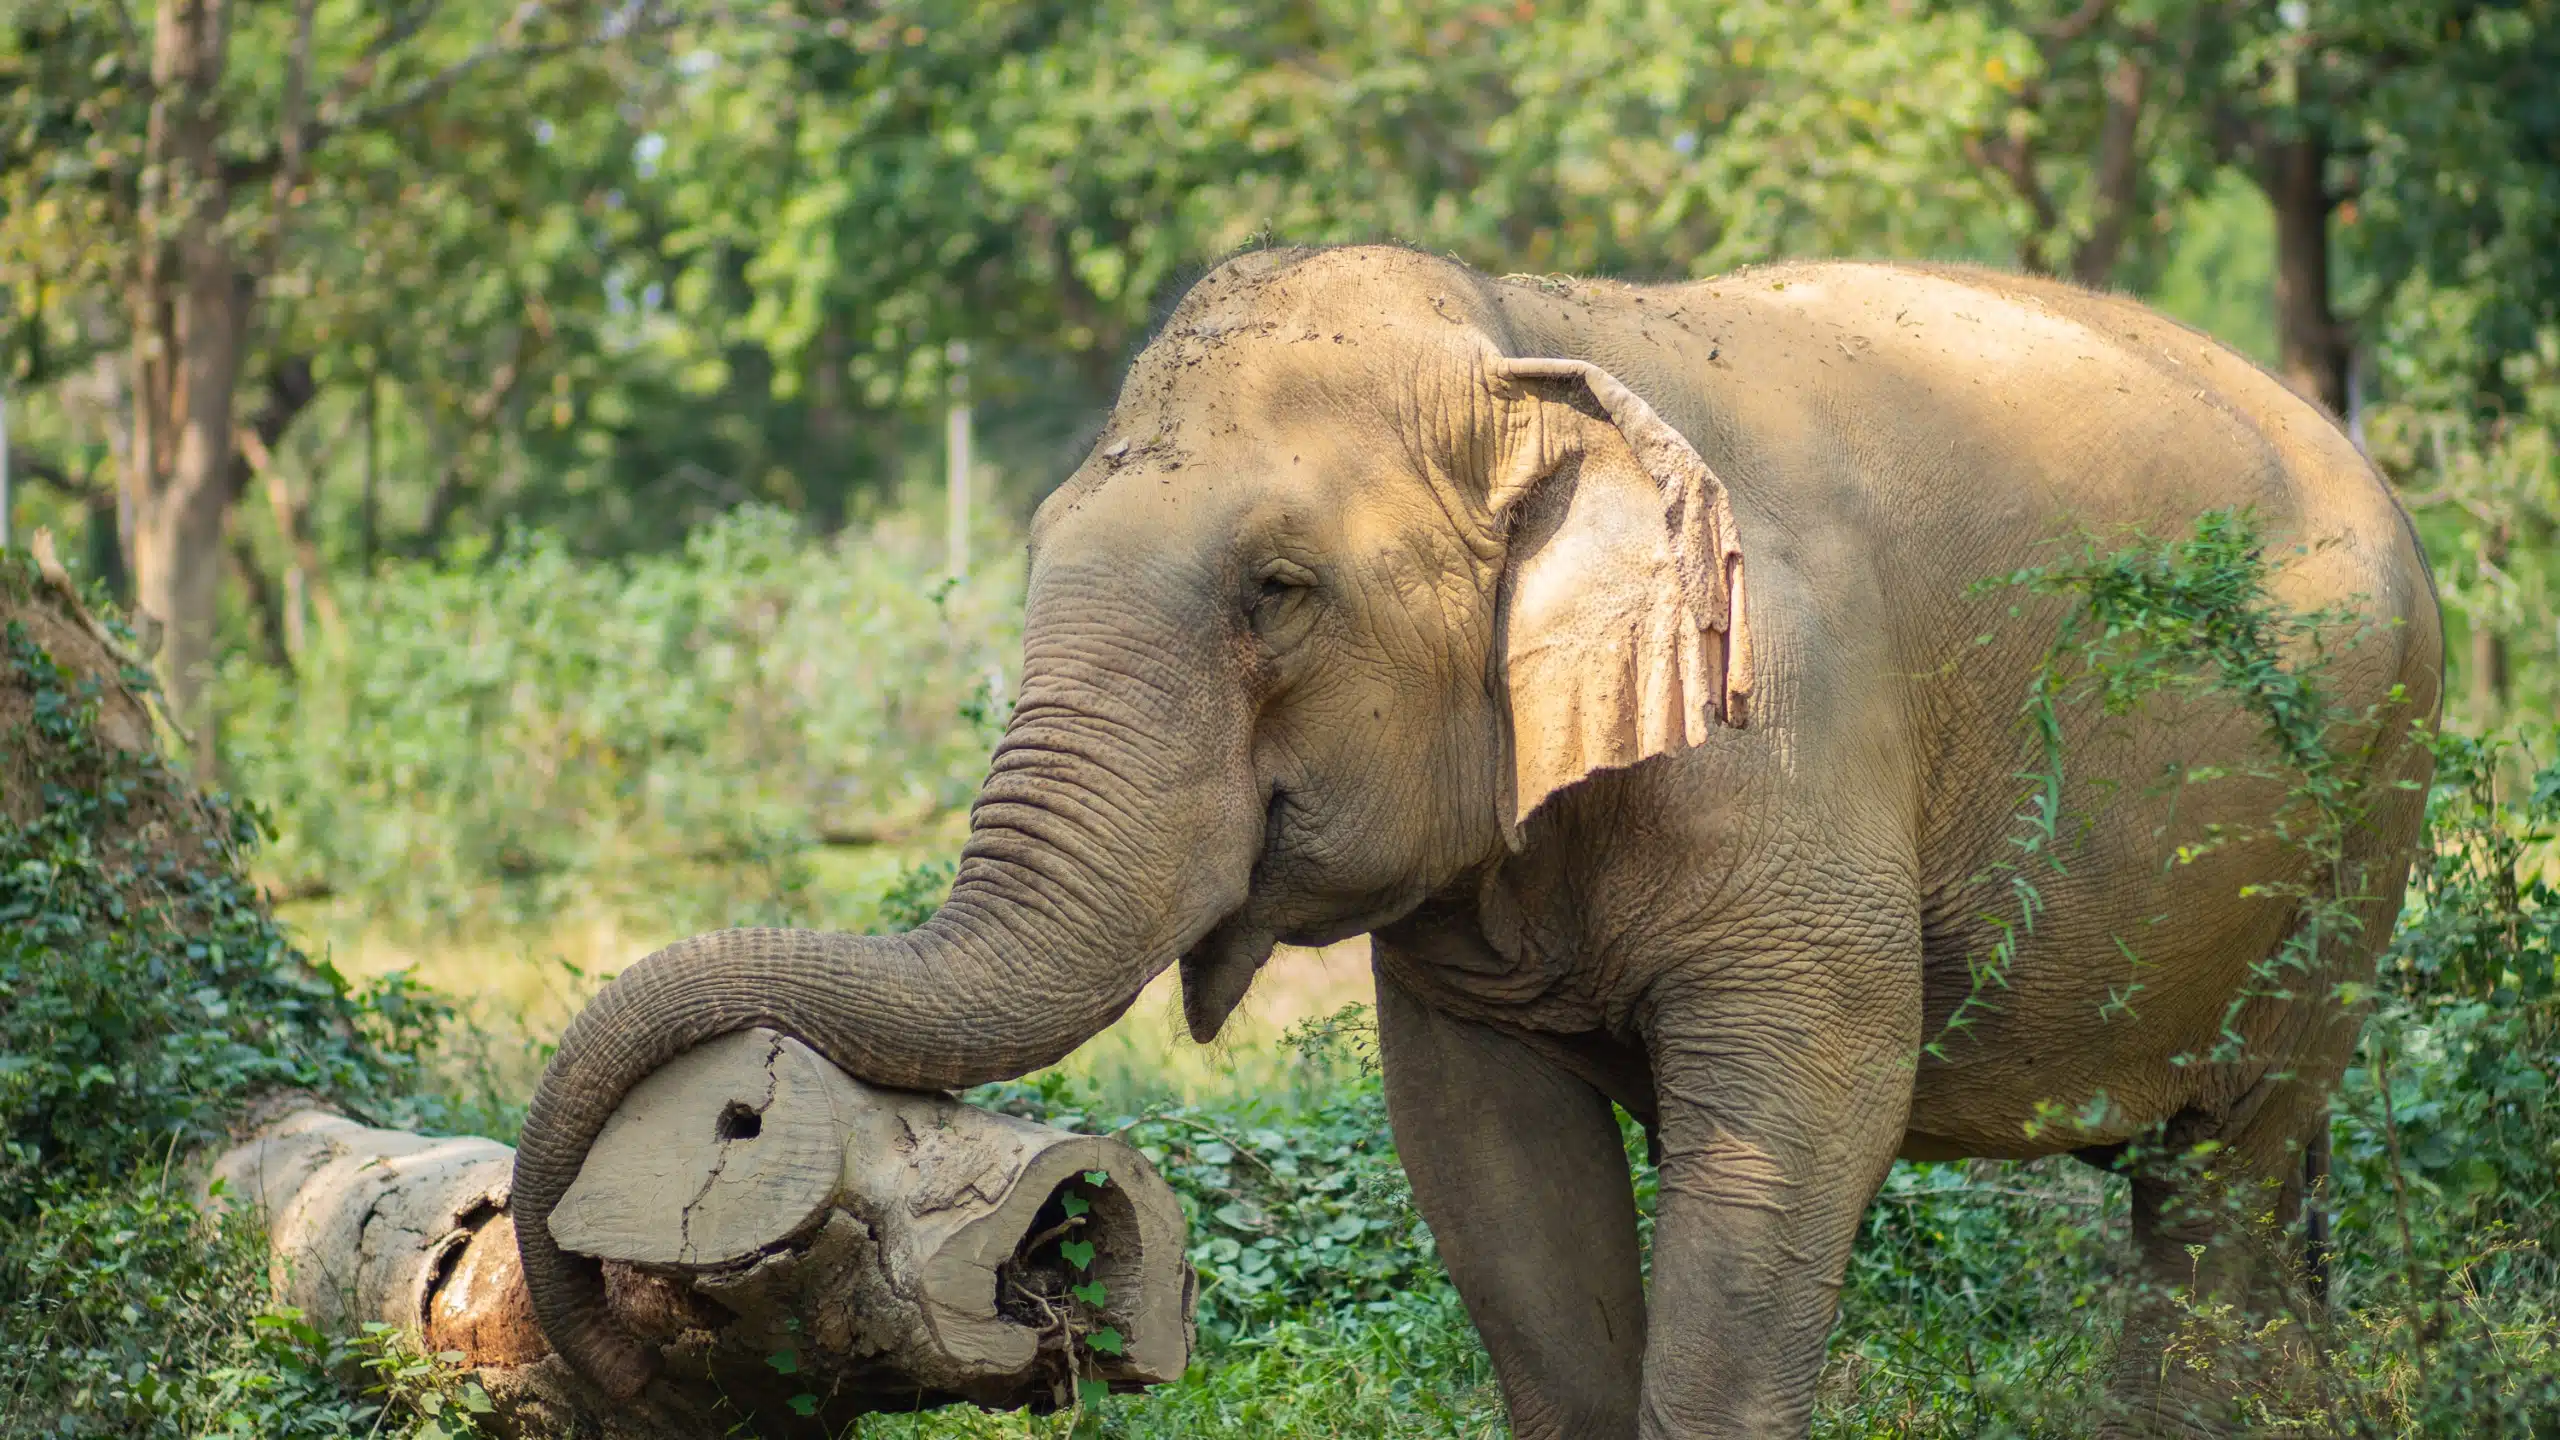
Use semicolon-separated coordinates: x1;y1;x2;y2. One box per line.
2098;1098;2327;1439
2101;729;2423;1437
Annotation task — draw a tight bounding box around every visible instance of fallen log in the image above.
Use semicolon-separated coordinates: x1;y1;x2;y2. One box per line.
206;1030;1193;1436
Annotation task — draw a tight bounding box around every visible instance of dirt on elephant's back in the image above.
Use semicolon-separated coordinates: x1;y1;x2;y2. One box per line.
0;547;237;903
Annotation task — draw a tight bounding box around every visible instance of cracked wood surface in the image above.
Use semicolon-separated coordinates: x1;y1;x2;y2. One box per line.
550;1027;849;1268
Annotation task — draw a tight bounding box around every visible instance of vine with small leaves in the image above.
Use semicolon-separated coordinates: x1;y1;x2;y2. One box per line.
1935;508;2406;1076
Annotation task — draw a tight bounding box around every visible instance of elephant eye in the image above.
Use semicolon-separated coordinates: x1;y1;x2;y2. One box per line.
1249;561;1317;638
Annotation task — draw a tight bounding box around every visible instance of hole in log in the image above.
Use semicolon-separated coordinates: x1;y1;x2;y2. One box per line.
421;1212;552;1367
996;1172;1140;1344
715;1100;763;1141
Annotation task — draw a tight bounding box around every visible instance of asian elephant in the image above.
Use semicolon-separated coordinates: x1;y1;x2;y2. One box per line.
511;246;2441;1437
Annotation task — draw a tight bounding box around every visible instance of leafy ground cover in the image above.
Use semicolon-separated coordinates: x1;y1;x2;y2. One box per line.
0;552;486;1438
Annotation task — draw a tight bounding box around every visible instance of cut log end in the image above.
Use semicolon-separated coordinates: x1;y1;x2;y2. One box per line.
210;1030;1195;1435
552;1027;849;1268
554;1029;1193;1410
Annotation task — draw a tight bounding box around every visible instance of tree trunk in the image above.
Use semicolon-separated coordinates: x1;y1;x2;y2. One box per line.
2068;53;2149;285
130;444;237;763
2469;524;2512;720
239;418;341;652
83;489;129;602
361;372;381;570
205;1031;1191;1436
807;318;853;534
227;530;293;673
129;0;247;769
2266;131;2350;417
412;326;533;556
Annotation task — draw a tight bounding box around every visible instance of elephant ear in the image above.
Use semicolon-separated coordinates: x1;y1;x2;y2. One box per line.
1485;357;1753;845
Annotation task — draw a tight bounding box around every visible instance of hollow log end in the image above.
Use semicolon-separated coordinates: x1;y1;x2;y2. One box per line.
547;1029;1198;1415
917;1133;1193;1388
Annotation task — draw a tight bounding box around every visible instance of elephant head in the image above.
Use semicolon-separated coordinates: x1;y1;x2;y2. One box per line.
510;245;1754;1397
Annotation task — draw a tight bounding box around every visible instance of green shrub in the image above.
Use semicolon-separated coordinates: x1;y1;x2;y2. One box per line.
0;555;462;1439
220;504;1020;935
2316;731;2560;1436
1823;1160;2122;1432
0;1184;431;1440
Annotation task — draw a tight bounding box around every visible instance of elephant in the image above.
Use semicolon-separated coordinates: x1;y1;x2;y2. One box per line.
510;245;2442;1437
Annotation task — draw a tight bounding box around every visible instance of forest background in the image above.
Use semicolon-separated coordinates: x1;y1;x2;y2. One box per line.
3;1;2558;1436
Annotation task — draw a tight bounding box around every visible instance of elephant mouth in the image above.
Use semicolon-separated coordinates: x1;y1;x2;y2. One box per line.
1178;913;1279;1044
1174;781;1436;1042
1176;784;1292;1042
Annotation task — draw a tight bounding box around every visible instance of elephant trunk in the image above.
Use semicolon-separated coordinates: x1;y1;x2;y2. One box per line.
510;557;1265;1399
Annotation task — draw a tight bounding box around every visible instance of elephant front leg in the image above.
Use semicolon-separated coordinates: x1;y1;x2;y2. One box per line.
1375;969;1647;1440
1637;970;1918;1438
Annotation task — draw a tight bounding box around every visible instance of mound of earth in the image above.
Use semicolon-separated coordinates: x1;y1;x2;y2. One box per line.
1;534;378;1201
0;537;230;887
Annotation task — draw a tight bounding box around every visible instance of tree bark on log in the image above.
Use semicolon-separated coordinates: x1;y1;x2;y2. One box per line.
204;1031;1194;1437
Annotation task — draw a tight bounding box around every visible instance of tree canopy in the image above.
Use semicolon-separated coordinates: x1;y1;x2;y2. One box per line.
2;0;2553;731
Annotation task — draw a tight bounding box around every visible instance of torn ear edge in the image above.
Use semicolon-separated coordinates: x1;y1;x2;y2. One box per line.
1486;356;1755;845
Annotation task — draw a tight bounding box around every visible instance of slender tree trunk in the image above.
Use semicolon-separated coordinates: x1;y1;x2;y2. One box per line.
83;489;129;601
228;529;293;672
2069;53;2149;285
2266;132;2350;416
50;302;141;592
807;319;851;533
412;330;531;555
947;346;971;582
96;339;140;590
130;0;246;768
2469;524;2511;720
82;326;138;602
2468;624;2509;720
131;435;240;764
239;420;340;651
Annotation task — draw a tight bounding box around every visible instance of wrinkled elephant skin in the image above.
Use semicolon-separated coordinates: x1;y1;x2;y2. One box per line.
513;248;2440;1437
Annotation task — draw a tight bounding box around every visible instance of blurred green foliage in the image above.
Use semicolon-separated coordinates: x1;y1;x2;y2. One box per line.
219;505;1018;934
5;2;2552;726
2313;732;2560;1436
5;1;2560;1436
